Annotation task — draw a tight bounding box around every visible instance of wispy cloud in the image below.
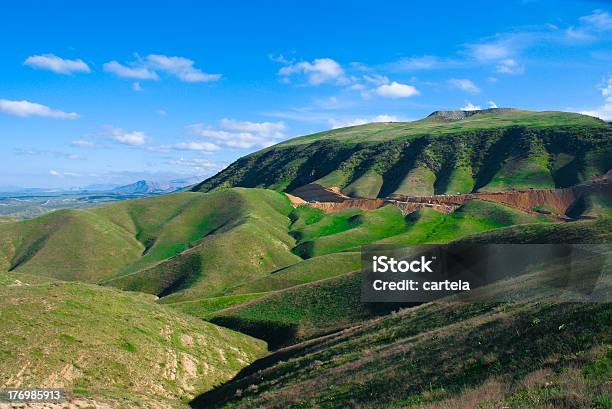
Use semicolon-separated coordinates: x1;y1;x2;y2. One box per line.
173;141;220;152
187;119;287;149
385;55;465;73
24;54;90;74
16;148;83;160
71;140;96;148
0;99;78;119
447;78;480;93
580;9;612;31
167;157;221;172
104;54;220;83
103;60;158;80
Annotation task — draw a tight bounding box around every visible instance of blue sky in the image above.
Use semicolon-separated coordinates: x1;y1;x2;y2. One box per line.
1;0;612;188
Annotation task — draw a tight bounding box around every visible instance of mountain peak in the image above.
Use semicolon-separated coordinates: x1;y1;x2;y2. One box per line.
427;107;517;121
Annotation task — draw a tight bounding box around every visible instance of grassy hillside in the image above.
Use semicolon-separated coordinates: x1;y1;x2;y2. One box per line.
101;188;301;302
191;219;612;408
0;280;266;408
207;218;608;349
194;110;612;197
0;189;303;303
195;299;611;409
376;200;551;245
290;200;550;258
0;209;143;281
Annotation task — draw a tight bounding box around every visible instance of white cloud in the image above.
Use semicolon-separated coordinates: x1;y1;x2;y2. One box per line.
187;119;287;149
362;74;390;85
461;101;481;111
565;27;596;42
146;54;221;82
374;81;419;98
49;170;80;177
167;157;220;171
17;148;83;160
278;58;345;85
103;60;159;80
495;59;524;74
157;109;167;116
173;141;220;152
391;55;443;70
0;99;78;119
71;139;95;148
132;82;143;91
580;10;612;31
329;114;404;129
447;78;480;93
24;54;90;74
580;77;612;121
488;101;498;108
218;118;287;138
104;54;220;83
107;126;148;146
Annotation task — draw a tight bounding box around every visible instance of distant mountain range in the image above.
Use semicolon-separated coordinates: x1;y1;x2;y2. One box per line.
0;177;199;197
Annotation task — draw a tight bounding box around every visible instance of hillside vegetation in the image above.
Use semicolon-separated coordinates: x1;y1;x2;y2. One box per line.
0;189;302;303
193;110;611;198
191;219;612;408
0;279;266;408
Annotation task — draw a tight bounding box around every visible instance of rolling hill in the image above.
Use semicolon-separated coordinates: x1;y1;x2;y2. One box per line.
193;109;612;198
190;219;612;409
203;217;610;348
0;277;266;408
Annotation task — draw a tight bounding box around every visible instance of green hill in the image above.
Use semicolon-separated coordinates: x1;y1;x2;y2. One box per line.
206;218;609;348
193;110;612;197
0;278;266;408
190;218;612;409
101;188;301;302
0;189;302;302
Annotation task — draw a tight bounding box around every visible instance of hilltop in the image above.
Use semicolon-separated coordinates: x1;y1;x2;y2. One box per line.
193;109;611;198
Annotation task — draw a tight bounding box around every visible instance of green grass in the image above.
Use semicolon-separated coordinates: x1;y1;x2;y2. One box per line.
342;170;383;198
376;200;550;245
208;218;608;352
292;205;408;258
567;192;612;218
167;293;268;320
0;280;266;407
392;166;437;196
210;272;373;348
436;165;474;194
227;252;361;295
103;188;302;302
191;218;611;408
276;110;609;146
0;209;143;281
